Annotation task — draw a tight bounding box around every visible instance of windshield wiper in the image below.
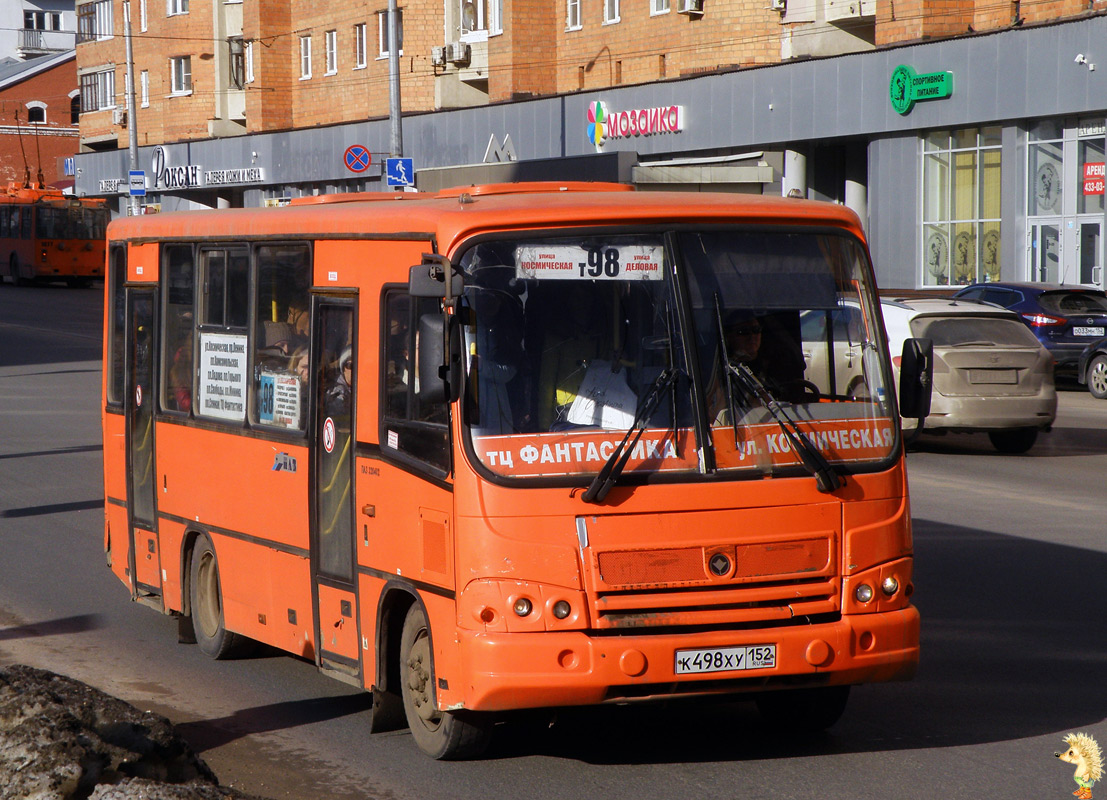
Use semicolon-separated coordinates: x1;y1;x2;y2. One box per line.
725;362;842;493
582;367;677;504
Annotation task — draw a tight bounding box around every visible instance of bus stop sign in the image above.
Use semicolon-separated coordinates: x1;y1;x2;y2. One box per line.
129;170;146;197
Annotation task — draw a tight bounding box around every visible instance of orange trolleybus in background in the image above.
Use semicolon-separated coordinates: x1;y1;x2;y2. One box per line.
101;183;931;759
1;183;109;286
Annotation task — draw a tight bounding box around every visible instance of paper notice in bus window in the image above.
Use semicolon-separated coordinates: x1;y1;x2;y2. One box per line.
198;332;248;422
515;244;664;281
258;371;301;429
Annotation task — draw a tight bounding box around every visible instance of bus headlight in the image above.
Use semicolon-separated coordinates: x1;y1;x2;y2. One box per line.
881;576;900;596
460;579;588;632
855;584;874;603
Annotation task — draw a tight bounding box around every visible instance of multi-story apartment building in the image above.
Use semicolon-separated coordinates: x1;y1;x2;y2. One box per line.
0;1;75;62
75;0;1107;291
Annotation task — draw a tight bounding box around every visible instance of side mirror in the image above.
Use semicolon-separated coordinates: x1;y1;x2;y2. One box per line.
416;312;462;404
409;254;464;300
898;338;933;419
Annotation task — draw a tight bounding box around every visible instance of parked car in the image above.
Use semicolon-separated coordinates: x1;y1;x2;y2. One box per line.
881;297;1057;453
952;282;1107;376
1076;338;1107;398
800;305;867;398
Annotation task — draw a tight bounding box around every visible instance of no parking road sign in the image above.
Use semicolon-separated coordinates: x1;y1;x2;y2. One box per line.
343;145;372;173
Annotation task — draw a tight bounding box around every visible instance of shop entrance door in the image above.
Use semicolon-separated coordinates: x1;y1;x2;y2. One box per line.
1028;220;1062;283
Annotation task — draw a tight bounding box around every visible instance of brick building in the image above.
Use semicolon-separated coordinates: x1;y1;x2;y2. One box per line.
75;0;1107;291
0;52;79;189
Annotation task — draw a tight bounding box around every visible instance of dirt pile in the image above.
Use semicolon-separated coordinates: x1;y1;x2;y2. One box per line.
0;664;270;800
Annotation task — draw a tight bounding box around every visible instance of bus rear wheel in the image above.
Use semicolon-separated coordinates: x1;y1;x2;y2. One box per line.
189;533;249;659
399;605;491;760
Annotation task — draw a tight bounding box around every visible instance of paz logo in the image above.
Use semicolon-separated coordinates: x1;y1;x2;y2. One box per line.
587;101;608;148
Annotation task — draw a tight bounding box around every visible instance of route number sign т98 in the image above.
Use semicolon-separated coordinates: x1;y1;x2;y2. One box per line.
515;244;664;281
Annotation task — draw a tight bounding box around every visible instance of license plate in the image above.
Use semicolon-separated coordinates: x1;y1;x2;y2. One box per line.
1073;326;1105;337
968;368;1017;384
674;644;776;675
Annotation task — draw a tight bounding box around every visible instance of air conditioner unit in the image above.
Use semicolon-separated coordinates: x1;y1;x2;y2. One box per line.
431;46;447;68
111;108;127;126
678;0;705;15
445;41;471;66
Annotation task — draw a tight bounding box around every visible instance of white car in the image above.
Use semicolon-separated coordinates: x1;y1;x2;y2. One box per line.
879;297;1057;453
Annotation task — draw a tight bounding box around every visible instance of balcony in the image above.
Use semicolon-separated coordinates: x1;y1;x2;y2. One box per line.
18;28;74;56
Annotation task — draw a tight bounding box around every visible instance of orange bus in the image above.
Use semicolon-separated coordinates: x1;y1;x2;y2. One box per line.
101;183;929;759
2;183;109;287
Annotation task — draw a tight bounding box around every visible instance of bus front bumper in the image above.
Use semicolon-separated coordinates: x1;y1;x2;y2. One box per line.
453;605;919;712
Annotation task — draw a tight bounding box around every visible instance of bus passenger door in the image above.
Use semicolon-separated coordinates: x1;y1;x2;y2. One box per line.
311;300;361;678
125;288;161;600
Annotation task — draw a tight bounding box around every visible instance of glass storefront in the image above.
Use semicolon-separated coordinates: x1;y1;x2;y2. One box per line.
920;127;1002;287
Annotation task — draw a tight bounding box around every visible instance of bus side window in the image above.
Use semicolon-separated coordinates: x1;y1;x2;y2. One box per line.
251;243;311;431
381;289;450;475
0;206;8;238
161;244;195;414
107;246;127;406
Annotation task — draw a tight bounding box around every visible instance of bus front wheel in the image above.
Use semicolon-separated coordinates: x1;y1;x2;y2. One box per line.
189;534;249;659
399;605;491;760
755;685;850;733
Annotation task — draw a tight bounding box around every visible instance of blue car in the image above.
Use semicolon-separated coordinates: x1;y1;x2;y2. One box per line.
952;282;1107;375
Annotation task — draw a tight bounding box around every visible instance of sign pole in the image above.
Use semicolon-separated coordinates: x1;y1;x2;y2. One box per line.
123;0;140;215
387;0;403;185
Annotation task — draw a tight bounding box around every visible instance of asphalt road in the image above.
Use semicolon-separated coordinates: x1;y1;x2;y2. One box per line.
1;282;1105;800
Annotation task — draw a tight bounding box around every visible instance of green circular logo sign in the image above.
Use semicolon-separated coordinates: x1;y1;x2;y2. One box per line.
890;64;915;115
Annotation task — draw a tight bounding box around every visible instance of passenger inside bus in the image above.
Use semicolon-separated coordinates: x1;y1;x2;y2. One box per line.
536;286;628;431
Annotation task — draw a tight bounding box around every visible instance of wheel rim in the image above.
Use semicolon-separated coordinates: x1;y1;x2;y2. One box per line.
195;551;221;639
1091;360;1107;395
405;627;442;728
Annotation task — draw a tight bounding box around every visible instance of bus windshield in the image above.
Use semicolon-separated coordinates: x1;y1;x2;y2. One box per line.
460;228;896;483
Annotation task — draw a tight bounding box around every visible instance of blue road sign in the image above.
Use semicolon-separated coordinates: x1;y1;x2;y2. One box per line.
129;170;146;197
386;158;415;187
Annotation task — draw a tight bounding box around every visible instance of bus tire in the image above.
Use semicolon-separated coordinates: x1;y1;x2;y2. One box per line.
755;685;850;733
189;533;249;659
399;605;491;760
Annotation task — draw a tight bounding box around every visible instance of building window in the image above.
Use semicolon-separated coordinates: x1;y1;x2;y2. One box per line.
140;70;149;107
229;36;245;88
651;0;670;13
921;127;1002;287
299;35;312;79
79;68;115;112
604;0;620;24
459;0;500;40
354;23;367;68
167;0;188;16
245;40;255;83
77;1;113;43
24;11;61;30
324;30;337;74
169;56;192;94
70;94;80;123
26;104;46;124
377;10;403;57
566;0;581;29
140;0;147;31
